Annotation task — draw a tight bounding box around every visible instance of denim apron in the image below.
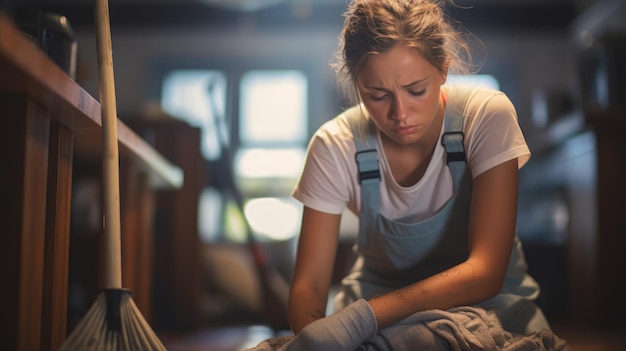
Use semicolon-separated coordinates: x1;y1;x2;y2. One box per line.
334;87;550;335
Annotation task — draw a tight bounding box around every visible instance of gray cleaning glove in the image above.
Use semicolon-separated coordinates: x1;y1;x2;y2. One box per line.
283;299;378;351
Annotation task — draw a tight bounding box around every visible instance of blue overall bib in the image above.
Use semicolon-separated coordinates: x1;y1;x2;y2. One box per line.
335;87;550;335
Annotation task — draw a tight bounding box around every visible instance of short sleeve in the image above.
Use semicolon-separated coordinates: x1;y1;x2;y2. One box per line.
292;118;355;215
464;90;531;178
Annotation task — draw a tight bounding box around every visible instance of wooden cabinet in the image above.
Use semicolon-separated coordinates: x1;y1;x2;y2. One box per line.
0;14;183;351
586;114;626;327
132;119;207;332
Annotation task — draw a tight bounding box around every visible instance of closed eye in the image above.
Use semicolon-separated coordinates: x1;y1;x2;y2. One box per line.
409;89;426;97
369;93;388;101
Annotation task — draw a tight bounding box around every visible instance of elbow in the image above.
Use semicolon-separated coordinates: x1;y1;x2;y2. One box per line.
481;276;504;301
464;260;506;303
287;282;328;334
465;274;502;306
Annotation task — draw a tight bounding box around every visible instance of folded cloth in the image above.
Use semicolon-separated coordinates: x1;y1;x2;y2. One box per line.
245;305;571;351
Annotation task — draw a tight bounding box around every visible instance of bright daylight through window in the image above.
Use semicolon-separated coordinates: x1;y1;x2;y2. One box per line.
162;69;308;242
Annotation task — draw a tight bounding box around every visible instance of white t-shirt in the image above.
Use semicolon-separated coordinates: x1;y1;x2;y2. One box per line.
293;86;530;223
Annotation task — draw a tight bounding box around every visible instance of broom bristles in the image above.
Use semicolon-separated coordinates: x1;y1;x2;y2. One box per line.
60;289;167;351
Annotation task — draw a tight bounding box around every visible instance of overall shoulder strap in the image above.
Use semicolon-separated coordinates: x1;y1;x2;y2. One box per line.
347;108;381;219
441;86;473;187
349;108;380;185
441;104;466;164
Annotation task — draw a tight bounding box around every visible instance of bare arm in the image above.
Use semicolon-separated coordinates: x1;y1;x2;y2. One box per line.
369;158;520;329
288;206;342;334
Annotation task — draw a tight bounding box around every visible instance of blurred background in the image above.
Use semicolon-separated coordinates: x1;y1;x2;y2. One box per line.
2;0;625;349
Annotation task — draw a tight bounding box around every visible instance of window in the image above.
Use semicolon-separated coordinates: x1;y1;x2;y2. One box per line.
239;70;307;145
161;70;228;161
236;70;308;241
236;70;307;190
162;69;308;243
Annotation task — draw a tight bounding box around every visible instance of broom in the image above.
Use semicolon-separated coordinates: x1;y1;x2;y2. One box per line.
59;0;167;349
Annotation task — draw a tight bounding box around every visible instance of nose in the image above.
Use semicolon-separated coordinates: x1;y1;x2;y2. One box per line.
391;95;409;121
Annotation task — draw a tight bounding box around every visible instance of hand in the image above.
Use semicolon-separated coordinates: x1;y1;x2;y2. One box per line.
284;299;377;351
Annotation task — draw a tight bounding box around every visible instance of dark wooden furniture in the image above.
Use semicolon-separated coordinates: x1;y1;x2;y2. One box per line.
132;119;207;332
0;14;183;351
583;113;626;327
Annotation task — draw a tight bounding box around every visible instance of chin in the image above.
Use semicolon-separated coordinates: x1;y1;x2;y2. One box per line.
391;135;421;146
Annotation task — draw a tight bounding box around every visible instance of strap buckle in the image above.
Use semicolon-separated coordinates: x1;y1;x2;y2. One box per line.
355;149;380;184
441;131;466;164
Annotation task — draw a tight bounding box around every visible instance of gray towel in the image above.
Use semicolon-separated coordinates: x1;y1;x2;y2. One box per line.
245;306;570;351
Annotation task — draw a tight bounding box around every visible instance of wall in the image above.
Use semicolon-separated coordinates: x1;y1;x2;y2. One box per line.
72;22;345;133
70;13;581;146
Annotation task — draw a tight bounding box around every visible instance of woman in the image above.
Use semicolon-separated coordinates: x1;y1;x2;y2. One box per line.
249;0;567;349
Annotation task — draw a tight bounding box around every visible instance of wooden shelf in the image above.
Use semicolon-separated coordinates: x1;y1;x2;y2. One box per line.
0;13;183;189
0;13;183;351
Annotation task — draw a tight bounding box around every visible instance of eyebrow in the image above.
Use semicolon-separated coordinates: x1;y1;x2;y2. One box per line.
364;78;429;92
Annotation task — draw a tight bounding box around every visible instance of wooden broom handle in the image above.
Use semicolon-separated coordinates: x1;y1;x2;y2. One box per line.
95;0;122;289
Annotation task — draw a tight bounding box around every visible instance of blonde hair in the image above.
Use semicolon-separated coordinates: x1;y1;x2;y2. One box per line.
332;0;484;106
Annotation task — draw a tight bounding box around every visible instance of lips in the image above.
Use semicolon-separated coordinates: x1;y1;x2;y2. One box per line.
392;125;418;136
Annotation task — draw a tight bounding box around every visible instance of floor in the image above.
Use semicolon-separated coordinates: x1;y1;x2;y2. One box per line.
550;323;626;351
159;322;626;351
160;325;278;351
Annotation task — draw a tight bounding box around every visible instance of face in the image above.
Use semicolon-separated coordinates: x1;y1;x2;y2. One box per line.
356;45;447;147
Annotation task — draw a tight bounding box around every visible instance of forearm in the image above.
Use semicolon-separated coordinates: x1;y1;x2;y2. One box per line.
288;207;341;334
367;161;519;330
288;284;329;334
369;259;500;329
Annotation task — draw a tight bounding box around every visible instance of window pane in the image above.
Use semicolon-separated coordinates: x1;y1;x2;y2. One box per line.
239;70;307;144
161;69;227;160
235;147;305;179
198;187;223;242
